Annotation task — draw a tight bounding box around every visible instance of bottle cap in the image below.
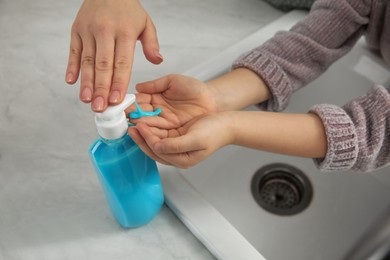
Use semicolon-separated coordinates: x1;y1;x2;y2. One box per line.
95;94;135;140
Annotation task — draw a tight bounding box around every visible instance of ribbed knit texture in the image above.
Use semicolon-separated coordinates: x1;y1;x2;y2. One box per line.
309;105;358;171
232;0;390;172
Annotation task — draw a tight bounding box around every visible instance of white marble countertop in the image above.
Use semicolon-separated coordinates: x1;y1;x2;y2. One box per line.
0;0;281;259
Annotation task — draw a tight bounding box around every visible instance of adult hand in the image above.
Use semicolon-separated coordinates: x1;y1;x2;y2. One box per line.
65;0;163;112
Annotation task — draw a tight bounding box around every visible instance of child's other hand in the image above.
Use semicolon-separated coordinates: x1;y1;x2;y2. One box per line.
65;0;163;112
128;112;234;168
127;74;218;130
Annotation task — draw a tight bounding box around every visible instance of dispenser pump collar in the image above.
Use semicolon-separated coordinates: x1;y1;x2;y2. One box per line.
95;94;135;140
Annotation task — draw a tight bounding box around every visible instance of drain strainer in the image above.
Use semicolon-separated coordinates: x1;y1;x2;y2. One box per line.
251;163;313;215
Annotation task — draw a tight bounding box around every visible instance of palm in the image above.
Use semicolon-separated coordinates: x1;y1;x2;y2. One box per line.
129;75;217;130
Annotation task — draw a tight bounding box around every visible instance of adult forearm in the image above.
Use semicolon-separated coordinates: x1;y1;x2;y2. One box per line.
226;110;328;158
207;68;271;111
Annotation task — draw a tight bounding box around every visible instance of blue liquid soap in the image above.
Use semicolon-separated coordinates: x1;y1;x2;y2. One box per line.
89;135;163;228
89;94;164;228
129;101;162;119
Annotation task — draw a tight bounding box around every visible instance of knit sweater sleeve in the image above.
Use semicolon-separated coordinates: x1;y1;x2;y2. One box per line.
232;0;371;111
231;0;390;172
309;85;390;172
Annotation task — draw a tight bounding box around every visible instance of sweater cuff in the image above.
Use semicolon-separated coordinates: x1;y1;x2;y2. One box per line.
232;51;292;112
309;104;358;171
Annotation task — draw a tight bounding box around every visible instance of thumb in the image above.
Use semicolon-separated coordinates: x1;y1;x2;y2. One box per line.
135;74;172;94
155;133;205;154
139;16;163;64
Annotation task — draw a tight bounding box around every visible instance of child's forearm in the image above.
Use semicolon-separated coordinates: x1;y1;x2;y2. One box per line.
224;110;328;158
207;68;271;111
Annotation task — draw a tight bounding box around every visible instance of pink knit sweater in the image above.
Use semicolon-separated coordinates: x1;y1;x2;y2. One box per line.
232;0;390;172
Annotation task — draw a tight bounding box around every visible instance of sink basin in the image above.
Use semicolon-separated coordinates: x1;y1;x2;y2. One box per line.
159;11;390;260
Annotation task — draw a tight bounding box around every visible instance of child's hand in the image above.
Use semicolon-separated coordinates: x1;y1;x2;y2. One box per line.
128;112;234;168
129;109;329;169
127;74;218;130
65;0;163;112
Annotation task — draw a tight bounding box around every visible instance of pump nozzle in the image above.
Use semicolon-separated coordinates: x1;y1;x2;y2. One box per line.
95;94;136;140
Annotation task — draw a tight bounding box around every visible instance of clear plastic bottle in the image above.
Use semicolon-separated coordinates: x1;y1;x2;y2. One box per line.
89;94;164;228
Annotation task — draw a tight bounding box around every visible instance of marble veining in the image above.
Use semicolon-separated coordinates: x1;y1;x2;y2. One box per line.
0;0;281;259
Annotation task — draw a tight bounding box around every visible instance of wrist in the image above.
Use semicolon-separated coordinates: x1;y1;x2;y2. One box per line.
206;68;271;112
206;81;224;112
217;111;240;146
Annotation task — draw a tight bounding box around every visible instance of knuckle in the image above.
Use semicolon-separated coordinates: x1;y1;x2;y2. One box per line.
94;84;109;93
117;29;134;40
94;22;110;34
95;57;112;71
70;47;81;57
81;56;95;67
114;56;131;70
94;19;115;36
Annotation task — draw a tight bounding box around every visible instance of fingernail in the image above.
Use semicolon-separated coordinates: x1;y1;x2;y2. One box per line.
109;90;121;103
154;50;164;61
92;96;105;111
66;73;73;83
80;88;92;102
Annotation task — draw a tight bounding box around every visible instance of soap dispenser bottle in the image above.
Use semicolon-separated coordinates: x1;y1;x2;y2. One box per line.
89;94;164;228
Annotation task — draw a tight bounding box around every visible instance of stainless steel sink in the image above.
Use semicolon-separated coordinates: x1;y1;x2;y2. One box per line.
159;11;390;260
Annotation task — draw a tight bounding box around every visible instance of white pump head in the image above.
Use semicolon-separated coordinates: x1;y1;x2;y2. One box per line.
95;94;136;140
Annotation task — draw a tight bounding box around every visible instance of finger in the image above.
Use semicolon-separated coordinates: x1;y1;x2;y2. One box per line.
139;16;163;64
109;38;136;105
131;123;171;140
134;92;153;104
135;123;161;150
130;115;171;129
128;126;170;165
130;108;181;129
158;137;210;169
149;126;169;139
136;123;201;168
66;31;82;84
135;75;172;94
170;149;210;169
79;34;96;103
123;93;151;115
126;102;160;116
92;34;115;112
154;132;205;154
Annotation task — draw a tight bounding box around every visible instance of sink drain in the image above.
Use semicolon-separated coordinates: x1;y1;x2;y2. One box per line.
251;163;313;215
